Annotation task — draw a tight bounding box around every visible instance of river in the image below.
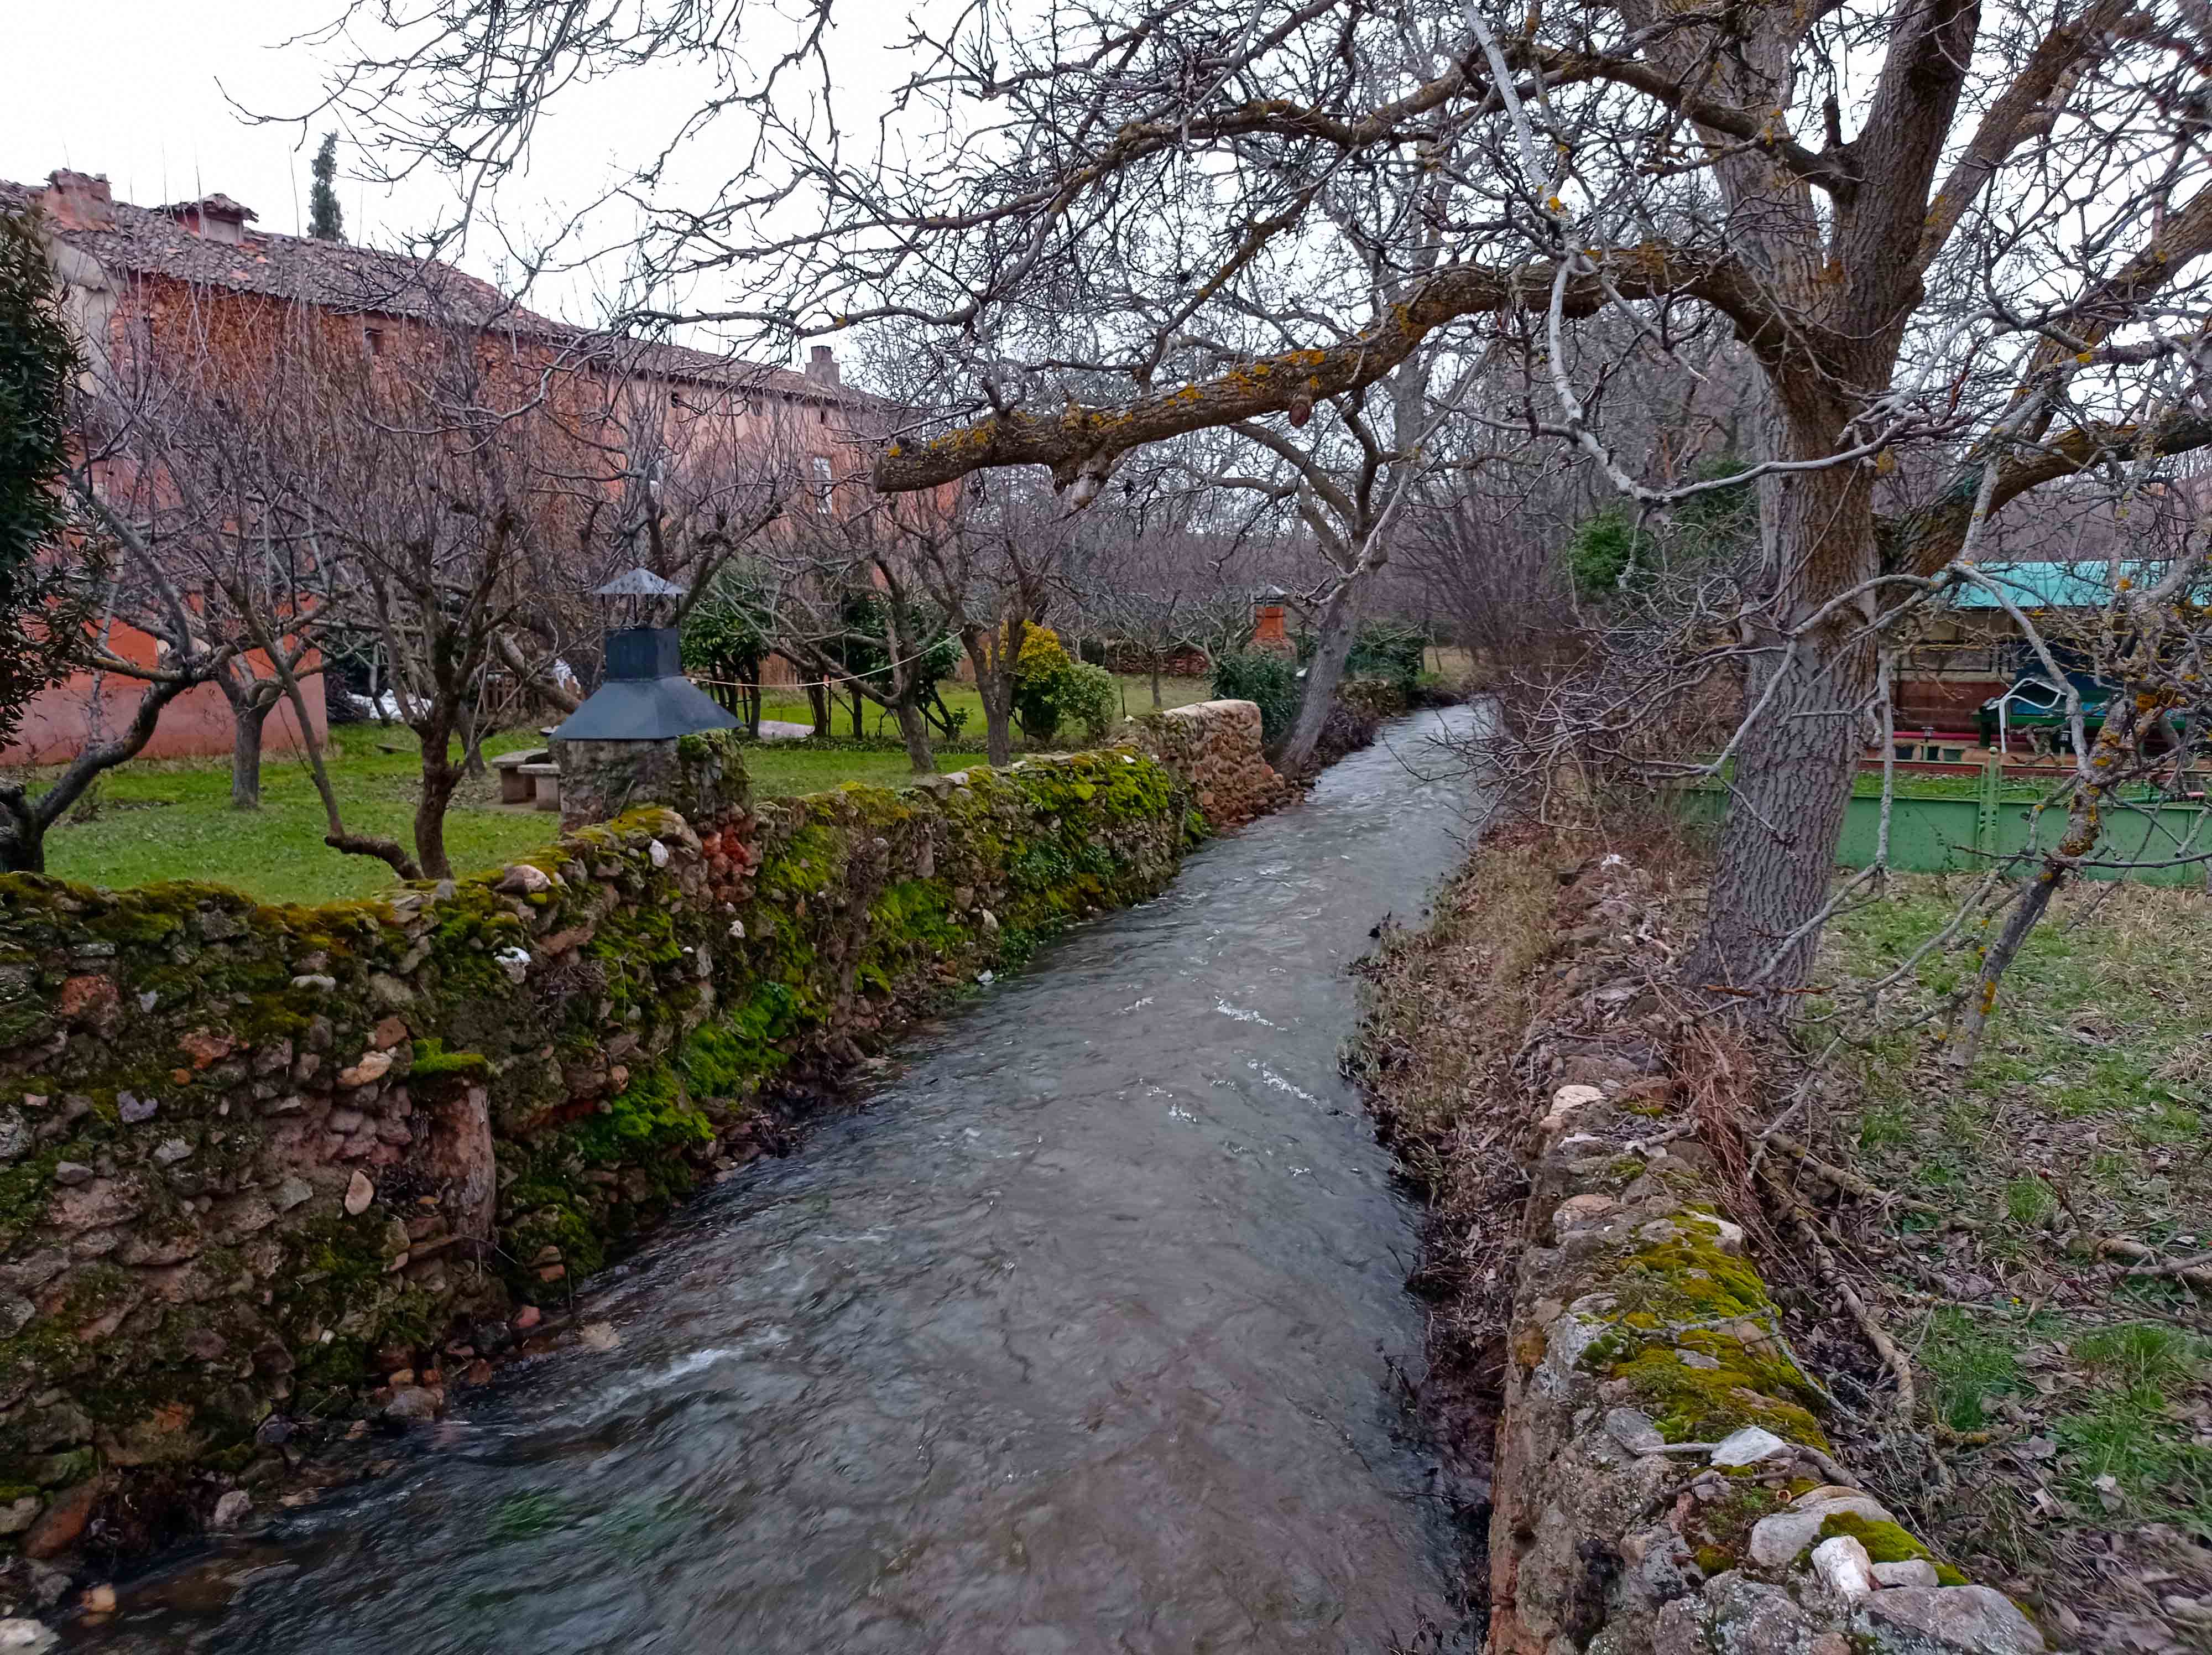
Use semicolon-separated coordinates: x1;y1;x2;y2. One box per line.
71;707;1483;1654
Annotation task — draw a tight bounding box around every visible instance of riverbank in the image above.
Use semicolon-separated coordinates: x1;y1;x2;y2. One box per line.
1351;826;2063;1655
25;707;1477;1653
0;705;1290;1624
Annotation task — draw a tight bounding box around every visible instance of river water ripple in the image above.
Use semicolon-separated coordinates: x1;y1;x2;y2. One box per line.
76;707;1483;1654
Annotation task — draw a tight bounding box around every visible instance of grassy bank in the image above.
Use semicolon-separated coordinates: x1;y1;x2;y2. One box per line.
1353;817;2211;1652
28;730;974;904
1812;879;2212;1647
19;673;1222;903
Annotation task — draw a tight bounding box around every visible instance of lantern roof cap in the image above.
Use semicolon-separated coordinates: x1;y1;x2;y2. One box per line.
592;568;686;598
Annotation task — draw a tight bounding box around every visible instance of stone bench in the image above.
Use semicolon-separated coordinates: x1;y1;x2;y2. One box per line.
519;763;561;811
493;749;555;806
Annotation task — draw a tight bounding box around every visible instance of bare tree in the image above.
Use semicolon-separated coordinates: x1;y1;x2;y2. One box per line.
298;274;617;878
317;0;2212;997
1081;501;1258;709
737;441;963;772
74;293;347;812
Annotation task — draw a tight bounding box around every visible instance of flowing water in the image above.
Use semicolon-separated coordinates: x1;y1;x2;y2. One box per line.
75;707;1484;1654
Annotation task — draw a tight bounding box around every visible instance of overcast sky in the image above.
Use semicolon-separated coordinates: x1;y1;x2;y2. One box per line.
0;0;900;363
2;5;447;249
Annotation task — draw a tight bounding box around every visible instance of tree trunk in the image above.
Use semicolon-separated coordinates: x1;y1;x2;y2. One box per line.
848;684;864;738
230;696;273;810
1150;656;1163;708
806;681;831;738
414;711;461;880
1276;579;1363;774
962;630;1016;766
1686;432;1880;1003
458;702;489;779
894;699;936;774
414;761;459;881
0;792;43;873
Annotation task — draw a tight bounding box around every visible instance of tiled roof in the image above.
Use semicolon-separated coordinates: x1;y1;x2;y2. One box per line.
0;175;860;405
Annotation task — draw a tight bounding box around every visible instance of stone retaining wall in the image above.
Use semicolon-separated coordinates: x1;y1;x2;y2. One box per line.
1487;856;2044;1655
0;702;1281;1603
1131;700;1292;830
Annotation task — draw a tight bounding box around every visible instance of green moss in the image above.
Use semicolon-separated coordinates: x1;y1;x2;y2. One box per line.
1694;1545;1735;1576
1819;1511;1968;1583
409;1039;491;1080
35;1448;95;1487
1585;1215;1831;1448
1608;1341;1830;1448
1820;1512;1933;1564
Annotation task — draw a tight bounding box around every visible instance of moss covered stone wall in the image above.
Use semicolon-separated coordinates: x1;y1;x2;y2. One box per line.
0;706;1274;1580
1129;699;1290;829
1483;856;2043;1655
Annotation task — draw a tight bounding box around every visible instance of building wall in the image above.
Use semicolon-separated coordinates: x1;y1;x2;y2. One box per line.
0;623;328;767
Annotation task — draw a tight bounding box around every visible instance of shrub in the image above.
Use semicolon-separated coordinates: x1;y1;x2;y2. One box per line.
1567;508;1653;598
1344;621;1428;696
1010;628;1119;745
1211;649;1302;747
1061;662;1120;743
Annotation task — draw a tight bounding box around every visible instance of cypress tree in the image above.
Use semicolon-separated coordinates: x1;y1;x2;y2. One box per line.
309;133;345;242
0;211;87;750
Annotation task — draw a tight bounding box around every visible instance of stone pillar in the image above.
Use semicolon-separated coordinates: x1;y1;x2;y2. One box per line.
553;737;678;829
553;731;750;830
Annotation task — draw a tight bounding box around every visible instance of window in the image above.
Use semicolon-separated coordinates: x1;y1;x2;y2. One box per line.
363;326;384;357
818;408;827;425
813;455;834;514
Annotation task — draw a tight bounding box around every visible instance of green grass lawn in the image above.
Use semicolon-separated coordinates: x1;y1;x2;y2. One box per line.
20;673;1218;906
34;728;555;905
1814;879;2212;1612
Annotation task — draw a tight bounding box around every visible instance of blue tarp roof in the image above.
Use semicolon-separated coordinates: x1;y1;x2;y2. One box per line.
1948;560;2178;610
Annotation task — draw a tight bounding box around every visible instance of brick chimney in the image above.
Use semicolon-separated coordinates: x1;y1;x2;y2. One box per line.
163;193;257;245
805;344;841;388
40;171;116;231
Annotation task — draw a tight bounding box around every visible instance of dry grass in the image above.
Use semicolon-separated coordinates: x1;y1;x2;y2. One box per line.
1347;825;1567;1625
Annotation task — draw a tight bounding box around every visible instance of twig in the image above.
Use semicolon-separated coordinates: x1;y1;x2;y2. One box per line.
1761;1166;1919;1423
2070;1234;2212;1294
1766;1133;1980;1231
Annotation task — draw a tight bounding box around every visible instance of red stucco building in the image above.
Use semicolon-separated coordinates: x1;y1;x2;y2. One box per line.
1;168;871;765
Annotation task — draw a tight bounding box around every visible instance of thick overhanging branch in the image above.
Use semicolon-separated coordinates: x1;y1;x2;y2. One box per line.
874;243;1773;496
1895;409;2212;575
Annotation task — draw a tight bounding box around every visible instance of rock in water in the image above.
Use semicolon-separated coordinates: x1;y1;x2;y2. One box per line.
210;1491;253;1529
20;1483;98;1560
383;1387;439;1425
0;1619;58;1653
579;1321;620;1352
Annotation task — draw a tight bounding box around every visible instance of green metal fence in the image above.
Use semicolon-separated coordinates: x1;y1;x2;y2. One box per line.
1677;761;2212;885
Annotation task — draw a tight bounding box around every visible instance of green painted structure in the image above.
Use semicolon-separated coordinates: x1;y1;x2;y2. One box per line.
1679;759;2212;885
